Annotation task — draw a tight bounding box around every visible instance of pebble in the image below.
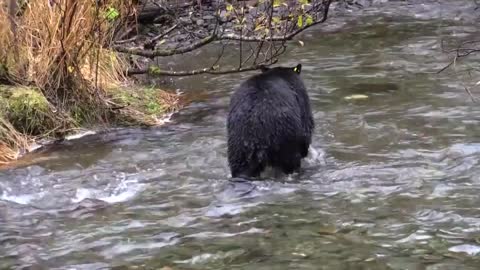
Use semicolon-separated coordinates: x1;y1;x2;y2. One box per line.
203;15;215;20
179;17;191;24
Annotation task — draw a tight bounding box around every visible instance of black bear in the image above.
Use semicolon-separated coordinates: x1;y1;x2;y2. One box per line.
227;64;314;179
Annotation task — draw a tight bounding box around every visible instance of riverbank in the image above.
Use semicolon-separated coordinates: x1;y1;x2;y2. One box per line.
0;0;185;164
0;84;181;165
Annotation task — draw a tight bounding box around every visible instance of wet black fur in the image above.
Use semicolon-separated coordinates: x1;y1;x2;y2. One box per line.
227;64;314;179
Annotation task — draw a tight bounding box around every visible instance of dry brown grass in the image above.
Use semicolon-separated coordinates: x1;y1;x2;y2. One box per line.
17;0;129;99
158;89;183;114
0;0;138;102
0;3;11;54
0;118;32;164
0;0;132;162
0;0;181;165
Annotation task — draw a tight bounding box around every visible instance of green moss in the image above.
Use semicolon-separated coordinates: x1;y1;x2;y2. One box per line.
111;86;168;116
0;96;7;118
143;87;168;115
105;85;179;126
69;102;102;127
149;66;162;75
4;87;55;136
146;100;163;115
0;86;13;119
10;88;49;111
0;83;178;151
0;64;7;78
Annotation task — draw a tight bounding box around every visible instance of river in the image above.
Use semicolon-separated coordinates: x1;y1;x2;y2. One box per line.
2;0;480;269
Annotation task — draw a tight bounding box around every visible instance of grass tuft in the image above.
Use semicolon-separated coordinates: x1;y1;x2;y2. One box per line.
0;118;32;164
0;0;182;165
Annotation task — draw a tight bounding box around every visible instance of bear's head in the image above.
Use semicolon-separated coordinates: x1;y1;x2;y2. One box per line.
260;64;302;75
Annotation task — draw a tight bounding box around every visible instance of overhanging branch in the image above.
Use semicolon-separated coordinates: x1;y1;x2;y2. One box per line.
112;0;332;58
127;61;277;76
220;0;332;42
114;0;332;77
112;34;217;58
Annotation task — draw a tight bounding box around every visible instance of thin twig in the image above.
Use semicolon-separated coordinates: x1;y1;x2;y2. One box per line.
463;85;476;102
148;23;179;44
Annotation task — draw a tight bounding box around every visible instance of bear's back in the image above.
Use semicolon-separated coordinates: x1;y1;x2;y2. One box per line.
226;64;315;178
230;68;304;107
227;68;306;142
257;66;314;140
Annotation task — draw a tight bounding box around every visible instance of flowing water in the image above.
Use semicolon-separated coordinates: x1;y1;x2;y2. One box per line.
3;1;480;269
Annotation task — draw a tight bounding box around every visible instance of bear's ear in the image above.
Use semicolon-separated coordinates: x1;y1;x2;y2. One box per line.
293;64;302;74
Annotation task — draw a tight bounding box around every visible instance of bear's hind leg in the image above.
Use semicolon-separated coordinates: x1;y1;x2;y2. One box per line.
277;153;302;175
246;160;266;178
230;151;267;179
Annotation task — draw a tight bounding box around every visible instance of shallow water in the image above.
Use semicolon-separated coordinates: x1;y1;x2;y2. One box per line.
3;1;480;269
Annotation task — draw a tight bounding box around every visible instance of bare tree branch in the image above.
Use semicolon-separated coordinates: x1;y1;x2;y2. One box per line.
143;23;179;49
113;34;217;58
438;38;480;102
438;39;480;73
112;0;332;77
112;0;332;58
127;61;278;76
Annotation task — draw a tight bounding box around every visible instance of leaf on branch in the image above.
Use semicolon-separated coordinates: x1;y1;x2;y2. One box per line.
306;15;314;26
273;0;284;8
226;4;233;12
254;24;265;31
104;7;120;21
297;15;303;28
272;16;281;24
149;66;161;74
299;0;310;5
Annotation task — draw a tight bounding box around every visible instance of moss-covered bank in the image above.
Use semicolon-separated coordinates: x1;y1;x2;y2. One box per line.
0;0;183;165
108;86;181;126
0;85;181;165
